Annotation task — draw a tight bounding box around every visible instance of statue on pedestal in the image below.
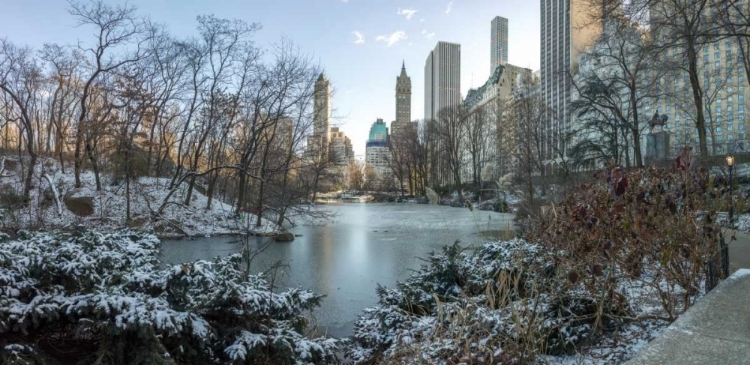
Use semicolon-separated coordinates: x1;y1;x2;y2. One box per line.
649;110;669;133
646;110;670;162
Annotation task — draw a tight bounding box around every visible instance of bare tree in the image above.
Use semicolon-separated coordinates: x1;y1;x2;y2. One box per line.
511;77;550;204
69;0;151;190
40;44;82;173
464;106;494;185
435;105;468;202
0;40;43;203
644;0;732;156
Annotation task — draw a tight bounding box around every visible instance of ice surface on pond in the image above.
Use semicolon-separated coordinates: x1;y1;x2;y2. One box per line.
161;203;514;337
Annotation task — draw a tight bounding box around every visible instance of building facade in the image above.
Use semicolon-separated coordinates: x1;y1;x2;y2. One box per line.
540;0;600;162
329;127;355;166
648;0;750;157
462;63;534;179
491;16;509;72
307;73;332;160
392;62;412;138
424;41;461;122
365;119;391;183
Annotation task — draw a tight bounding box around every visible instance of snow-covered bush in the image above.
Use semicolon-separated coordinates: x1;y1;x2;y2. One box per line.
347;166;726;364
346;240;613;364
0;229;336;364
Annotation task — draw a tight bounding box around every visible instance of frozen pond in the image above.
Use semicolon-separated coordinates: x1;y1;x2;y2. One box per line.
160;203;514;337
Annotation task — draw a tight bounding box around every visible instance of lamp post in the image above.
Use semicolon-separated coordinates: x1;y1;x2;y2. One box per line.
726;155;735;224
720;155;735;279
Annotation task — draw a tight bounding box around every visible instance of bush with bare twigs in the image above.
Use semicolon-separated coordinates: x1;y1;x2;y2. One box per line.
346;164;731;364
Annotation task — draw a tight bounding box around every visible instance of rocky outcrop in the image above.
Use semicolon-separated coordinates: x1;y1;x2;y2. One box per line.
65;195;94;217
273;232;295;242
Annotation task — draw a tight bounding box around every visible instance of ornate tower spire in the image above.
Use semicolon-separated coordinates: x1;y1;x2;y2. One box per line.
394;62;412;136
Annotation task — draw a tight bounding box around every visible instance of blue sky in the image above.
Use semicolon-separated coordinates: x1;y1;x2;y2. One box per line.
0;0;540;156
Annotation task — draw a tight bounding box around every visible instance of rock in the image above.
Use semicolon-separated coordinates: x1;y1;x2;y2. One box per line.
478;201;495;211
65;195;94;217
274;232;295;242
154;219;187;236
129;216;149;227
3;159;18;171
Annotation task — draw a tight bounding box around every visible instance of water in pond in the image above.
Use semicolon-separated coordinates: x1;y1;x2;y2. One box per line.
160;203;514;337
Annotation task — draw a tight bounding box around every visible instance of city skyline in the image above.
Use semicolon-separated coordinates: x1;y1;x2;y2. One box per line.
0;0;541;156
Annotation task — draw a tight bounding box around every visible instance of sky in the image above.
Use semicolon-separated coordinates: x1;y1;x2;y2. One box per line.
0;0;541;156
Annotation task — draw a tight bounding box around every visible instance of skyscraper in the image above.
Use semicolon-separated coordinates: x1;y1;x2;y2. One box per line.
424;41;461;122
539;0;599;160
392;61;412;137
491;16;509;72
308;73;332;160
365;119;391;182
329;127;354;166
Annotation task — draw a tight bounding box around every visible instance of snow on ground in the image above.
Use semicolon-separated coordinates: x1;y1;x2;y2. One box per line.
0;158;279;237
737;214;750;233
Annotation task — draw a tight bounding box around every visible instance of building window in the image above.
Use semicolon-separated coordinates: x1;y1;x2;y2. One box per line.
715;52;721;59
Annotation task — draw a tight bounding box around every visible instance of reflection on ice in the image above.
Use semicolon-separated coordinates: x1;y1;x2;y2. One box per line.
161;203;513;337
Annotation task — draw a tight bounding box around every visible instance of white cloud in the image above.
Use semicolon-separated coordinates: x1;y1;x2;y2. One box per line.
352;31;365;44
375;31;407;47
445;1;453;14
420;18;425;22
397;8;418;20
421;29;435;39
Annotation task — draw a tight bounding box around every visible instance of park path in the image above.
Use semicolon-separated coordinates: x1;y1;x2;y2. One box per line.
729;231;750;273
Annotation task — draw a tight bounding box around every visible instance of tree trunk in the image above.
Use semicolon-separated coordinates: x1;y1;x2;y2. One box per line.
631;87;643;167
85;141;101;191
23;153;37;204
236;170;246;214
255;178;265;228
74;129;83;188
686;39;708;156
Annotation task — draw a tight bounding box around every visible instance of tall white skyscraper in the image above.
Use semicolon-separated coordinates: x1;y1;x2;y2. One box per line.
540;0;599;160
424;41;461;122
491;16;508;72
